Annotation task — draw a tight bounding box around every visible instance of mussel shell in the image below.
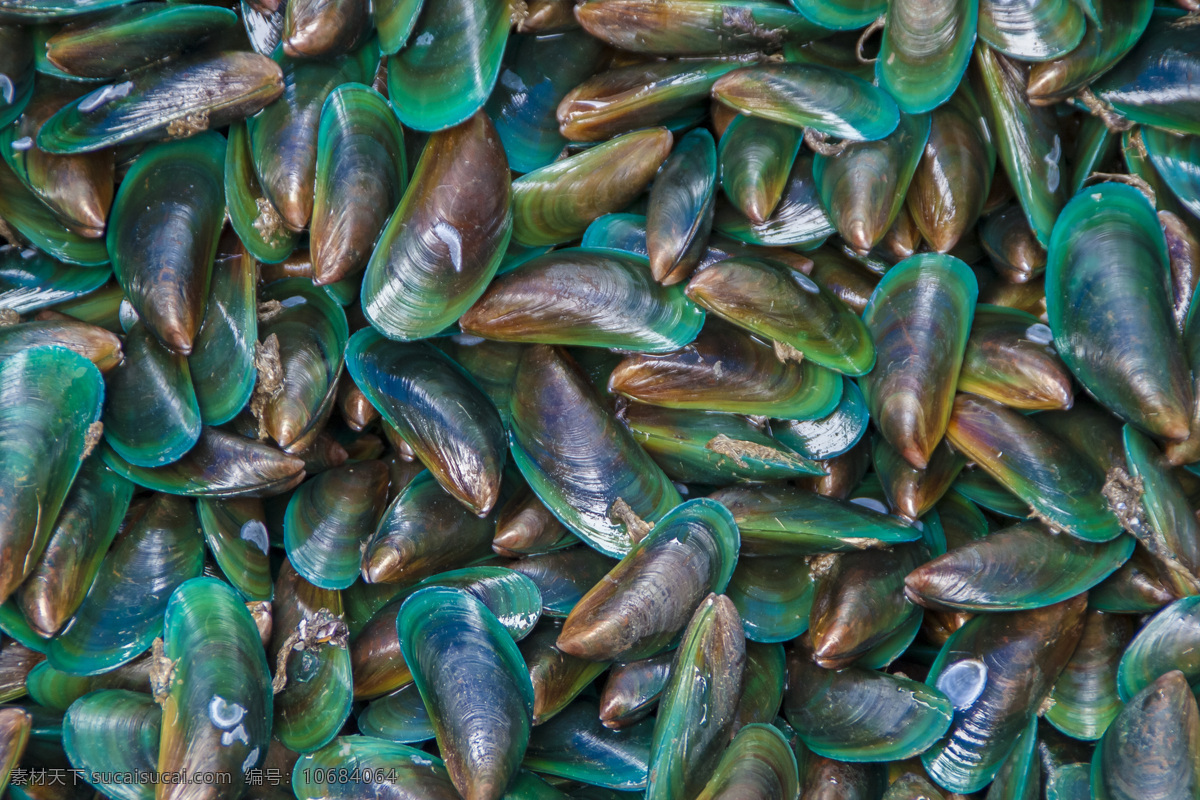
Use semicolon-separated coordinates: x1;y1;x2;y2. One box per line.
0;637;42;702
16;457;133;638
26;656;151;713
0;706;30;795
107;132;225;355
225;120;298;264
509;547;618;619
283;0;370;57
189;234;256;426
350;565;542;699
0;246;109;314
512;128;671;246
45;4;239;79
1045;609;1134;741
686;257;875;376
906;522;1134;611
158;577;273;798
557;498;738;662
872;438;964;522
718;115;802;227
1091;11;1200;136
710;483;921;555
557;60;742;143
877;0;977;114
0;346;104;607
259;278;349;453
1143;126;1200;225
494;487;577;557
945;394;1123;542
357;683;433;744
36;52;284;154
345;329;506;516
712;152;835;249
47;493;204;675
103;322;201;467
386;0;511;131
520;621;608;725
727;556;813;644
974;45;1068;247
460;248;705;353
1;79;115;239
362;111;512;340
1091;670;1200;800
770;376;868;460
1122;424;1200;597
860;253;977;470
958;304;1070;411
509;345;681;558
646;128;717;285
1117;596;1200;702
785;640;952;762
906;86;994;254
524;697;652;790
599;652;672;730
269;560;353;753
285;460;389;590
484;30;608;174
809;543;925;669
984;713;1039;800
0;24;33;126
398;586;535;800
197;498;272;602
0;319;119;374
978;0;1085;61
575;0;828;55
372;0;420;53
247;50;367;233
734;641;787;731
62;689;160;800
789;0;885;30
608;320;842;420
921;596;1088;793
814;112;931;256
359;470;495;586
292;736;459;799
101;427;307;498
796;748;888;799
1025;0;1154;104
646;594;745;800
1091;542;1179;615
711;63;900;142
310;84;405;287
1046;182;1192;440
0;157;109;266
624;405;823;485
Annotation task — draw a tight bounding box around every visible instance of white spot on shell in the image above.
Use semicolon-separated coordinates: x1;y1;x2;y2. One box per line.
209;696;247;729
937;658;988;710
791;272;821;294
78;81;133;113
1025;323;1053;345
434;222;463;272
415;31;434;46
239;520;270;555
242;747;259;774
10;137;33;151
1044;135;1061;193
221;724;250;747
0;75;13;105
849;497;889;515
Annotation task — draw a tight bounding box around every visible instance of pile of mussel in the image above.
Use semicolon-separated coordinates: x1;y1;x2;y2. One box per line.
2;0;1200;798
